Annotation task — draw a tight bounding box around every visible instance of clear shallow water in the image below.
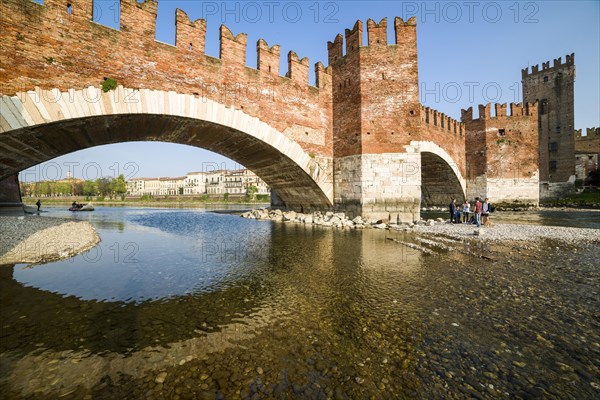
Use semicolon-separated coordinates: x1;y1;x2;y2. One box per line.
1;207;599;399
13;208;274;303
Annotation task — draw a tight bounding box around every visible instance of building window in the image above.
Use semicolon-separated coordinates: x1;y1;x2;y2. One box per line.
549;142;558;152
555;126;561;133
543;76;548;82
549;160;557;172
541;99;548;115
498;129;506;136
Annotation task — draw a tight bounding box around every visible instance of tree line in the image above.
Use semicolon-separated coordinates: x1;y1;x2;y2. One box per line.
21;175;127;198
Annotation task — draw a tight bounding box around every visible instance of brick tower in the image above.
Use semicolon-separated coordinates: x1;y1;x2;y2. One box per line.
522;54;576;199
328;17;422;222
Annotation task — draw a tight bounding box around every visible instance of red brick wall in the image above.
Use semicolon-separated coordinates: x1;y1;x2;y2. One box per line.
329;17;421;158
0;0;333;157
463;103;539;180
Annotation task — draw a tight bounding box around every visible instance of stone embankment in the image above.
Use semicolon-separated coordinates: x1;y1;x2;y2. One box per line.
0;216;100;265
241;208;600;246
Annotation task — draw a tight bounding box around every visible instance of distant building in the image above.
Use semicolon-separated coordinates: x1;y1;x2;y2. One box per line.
574;127;600;181
127;169;269;196
126;176;185;196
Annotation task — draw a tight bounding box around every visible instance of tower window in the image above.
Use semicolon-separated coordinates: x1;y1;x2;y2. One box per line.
549;142;558;152
498;129;505;136
543;76;548;82
541;99;549;114
549;160;557;172
555;126;560;133
66;3;72;13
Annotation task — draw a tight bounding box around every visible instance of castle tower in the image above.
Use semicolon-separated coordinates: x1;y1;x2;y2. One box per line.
328;17;421;223
522;54;576;199
462;103;540;206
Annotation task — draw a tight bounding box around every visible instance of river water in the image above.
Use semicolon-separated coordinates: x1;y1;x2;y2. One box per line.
1;207;598;399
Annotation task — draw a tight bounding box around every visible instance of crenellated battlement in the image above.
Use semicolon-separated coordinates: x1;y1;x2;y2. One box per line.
367;18;388;46
575;127;600;139
345;21;363;54
257;39;280;76
421;105;465;136
461;102;538;122
286;51;310;84
0;0;338;94
175;9;206;53
521;53;575;78
327;16;417;65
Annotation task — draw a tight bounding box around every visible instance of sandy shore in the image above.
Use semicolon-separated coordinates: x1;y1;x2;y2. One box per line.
408;222;600;245
0;216;100;265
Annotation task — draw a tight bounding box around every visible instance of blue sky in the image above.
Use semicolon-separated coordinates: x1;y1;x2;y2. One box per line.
22;0;600;181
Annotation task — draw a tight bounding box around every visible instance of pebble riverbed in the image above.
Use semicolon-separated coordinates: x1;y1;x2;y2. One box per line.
0;209;598;399
0;216;100;264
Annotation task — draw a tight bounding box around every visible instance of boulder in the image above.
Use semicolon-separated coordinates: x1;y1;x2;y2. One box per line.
373;223;388;229
282;211;297;221
352;216;364;224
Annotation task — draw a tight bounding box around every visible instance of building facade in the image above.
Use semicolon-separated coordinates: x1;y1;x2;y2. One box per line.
127;169;269;197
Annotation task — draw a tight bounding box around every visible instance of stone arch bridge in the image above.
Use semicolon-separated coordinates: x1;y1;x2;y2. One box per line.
0;0;466;222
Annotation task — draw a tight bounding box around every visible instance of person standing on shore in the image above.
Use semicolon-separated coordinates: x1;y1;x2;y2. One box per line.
482;198;491;225
474;197;482;227
462;200;470;224
36;199;41;212
449;198;458;223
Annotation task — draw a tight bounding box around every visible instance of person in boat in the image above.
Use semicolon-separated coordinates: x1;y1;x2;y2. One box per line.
72;201;77;208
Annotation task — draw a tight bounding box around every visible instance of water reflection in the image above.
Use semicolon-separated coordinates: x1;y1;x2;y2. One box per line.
1;207;598;399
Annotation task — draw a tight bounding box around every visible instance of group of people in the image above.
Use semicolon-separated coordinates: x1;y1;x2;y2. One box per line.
449;197;493;227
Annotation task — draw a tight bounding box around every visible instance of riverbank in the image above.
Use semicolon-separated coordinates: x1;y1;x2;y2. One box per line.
0;216;100;265
241;209;600;247
22;197;270;208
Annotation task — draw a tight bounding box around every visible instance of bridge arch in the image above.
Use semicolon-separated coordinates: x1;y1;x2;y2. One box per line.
0;87;333;210
408;140;466;206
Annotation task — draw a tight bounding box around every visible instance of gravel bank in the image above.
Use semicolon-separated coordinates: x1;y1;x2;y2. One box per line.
0;216;100;265
409;222;600;245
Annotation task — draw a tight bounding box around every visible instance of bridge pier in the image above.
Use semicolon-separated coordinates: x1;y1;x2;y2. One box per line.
0;174;24;215
334;152;421;224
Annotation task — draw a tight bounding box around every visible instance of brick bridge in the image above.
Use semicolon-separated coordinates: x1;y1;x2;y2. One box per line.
0;0;467;222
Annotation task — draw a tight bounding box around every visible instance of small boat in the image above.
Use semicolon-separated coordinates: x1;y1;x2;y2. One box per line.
69;203;95;211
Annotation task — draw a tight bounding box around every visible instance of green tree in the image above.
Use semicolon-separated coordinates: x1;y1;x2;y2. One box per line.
109;174;127;199
96;177;111;196
36;181;51;196
83;180;97;196
70;180;83;196
245;185;258;201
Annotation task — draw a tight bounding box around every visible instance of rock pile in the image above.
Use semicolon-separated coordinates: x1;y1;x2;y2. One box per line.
240;208;448;230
